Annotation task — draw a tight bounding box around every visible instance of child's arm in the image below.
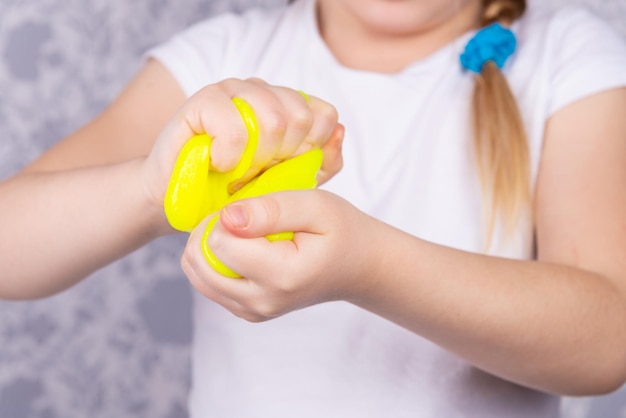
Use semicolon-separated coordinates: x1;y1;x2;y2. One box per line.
0;61;343;300
181;87;626;396
0;59;183;299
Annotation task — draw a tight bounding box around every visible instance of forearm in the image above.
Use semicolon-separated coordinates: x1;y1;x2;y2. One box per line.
0;159;172;299
352;221;626;395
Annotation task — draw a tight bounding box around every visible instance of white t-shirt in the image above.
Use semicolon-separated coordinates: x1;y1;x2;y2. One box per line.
148;1;626;417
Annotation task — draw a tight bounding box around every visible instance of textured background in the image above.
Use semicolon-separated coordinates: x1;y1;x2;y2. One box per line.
0;0;624;417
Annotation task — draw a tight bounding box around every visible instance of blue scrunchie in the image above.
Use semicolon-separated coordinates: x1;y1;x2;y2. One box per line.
460;23;517;73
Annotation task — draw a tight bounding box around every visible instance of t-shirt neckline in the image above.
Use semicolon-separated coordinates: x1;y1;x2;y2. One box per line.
298;0;476;78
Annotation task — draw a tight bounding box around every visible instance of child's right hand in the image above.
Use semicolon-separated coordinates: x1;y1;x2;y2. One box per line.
140;78;344;229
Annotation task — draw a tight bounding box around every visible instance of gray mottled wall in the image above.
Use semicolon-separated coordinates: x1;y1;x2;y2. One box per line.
0;1;624;418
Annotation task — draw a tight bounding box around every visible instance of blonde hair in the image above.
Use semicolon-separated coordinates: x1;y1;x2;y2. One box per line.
472;0;530;244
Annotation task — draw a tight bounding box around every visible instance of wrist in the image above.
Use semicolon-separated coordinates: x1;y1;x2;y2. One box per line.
343;218;428;313
340;215;394;305
131;158;177;237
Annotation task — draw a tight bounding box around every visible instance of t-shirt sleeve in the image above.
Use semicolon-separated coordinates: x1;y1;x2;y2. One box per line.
144;13;238;98
144;6;286;99
547;7;626;115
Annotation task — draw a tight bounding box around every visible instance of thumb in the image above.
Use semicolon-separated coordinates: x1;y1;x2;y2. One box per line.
317;123;345;185
219;191;323;238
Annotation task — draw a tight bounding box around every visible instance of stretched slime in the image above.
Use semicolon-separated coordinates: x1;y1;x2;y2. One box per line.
164;98;323;277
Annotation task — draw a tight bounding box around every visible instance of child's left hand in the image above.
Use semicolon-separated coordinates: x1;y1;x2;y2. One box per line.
180;189;381;321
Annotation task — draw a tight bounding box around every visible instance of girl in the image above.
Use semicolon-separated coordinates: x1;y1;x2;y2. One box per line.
2;0;626;416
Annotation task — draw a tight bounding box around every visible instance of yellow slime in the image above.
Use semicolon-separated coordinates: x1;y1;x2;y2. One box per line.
164;98;323;277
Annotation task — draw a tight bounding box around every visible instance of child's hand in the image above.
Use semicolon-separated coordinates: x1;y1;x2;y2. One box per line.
180;190;381;321
140;78;343;223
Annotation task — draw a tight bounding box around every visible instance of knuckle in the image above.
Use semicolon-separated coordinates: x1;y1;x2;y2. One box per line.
291;107;314;132
272;268;299;295
182;237;202;268
181;254;209;296
245;77;268;86
274;279;298;297
212;130;248;171
257;195;283;230
334;159;345;174
317;102;339;125
250;300;281;320
218;77;243;91
231;306;260;323
241;312;269;323
180;253;193;277
222;127;248;149
324;153;344;175
195;83;219;97
263;109;288;137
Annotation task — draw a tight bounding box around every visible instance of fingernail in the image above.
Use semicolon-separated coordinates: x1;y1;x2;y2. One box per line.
336;134;344;151
223;204;249;229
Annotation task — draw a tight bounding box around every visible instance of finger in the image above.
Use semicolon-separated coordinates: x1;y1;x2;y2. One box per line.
183;216;256;305
219;190;331;239
177;84;249;172
256;85;314;161
218;79;287;182
151;93;239;181
181;250;243;312
295;94;339;153
185;217;290;320
317;123;345;185
203;209;308;294
184;255;271;323
246;81;339;165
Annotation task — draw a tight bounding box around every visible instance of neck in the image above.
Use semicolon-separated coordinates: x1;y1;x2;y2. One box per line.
317;1;482;73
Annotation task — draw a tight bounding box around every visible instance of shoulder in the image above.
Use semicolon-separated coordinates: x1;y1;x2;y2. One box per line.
196;5;290;36
146;0;313;97
164;4;292;57
510;4;626;116
514;5;626;66
512;4;626;60
517;4;624;38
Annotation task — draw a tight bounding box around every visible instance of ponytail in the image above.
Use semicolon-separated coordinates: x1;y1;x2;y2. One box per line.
471;0;530;244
